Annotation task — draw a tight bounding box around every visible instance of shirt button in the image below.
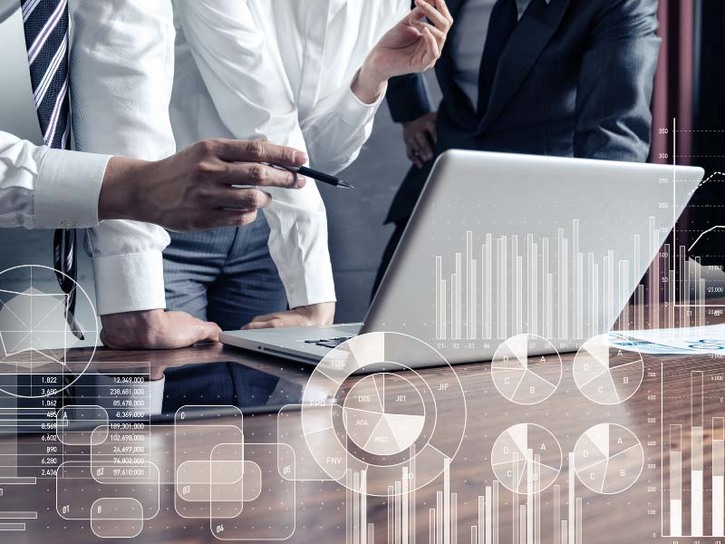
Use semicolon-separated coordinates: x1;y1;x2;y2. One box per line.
60;220;75;229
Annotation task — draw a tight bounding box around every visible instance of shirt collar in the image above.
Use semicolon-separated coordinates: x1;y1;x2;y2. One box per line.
515;0;551;20
0;0;18;24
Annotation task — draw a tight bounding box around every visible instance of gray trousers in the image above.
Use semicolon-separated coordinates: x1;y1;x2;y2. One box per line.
163;212;287;330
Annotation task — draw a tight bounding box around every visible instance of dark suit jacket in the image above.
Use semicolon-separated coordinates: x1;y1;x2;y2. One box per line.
385;0;660;224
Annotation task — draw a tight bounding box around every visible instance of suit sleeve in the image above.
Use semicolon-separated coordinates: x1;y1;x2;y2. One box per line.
573;0;660;162
386;73;434;124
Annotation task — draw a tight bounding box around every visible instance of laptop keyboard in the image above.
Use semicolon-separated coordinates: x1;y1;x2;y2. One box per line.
304;336;354;349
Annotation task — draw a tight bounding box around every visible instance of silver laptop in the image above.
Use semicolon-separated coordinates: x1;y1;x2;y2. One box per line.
221;150;704;366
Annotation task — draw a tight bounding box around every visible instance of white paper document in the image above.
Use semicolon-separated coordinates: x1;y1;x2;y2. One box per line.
609;324;725;355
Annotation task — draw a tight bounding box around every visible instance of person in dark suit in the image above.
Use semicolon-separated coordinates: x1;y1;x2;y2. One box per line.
375;0;660;290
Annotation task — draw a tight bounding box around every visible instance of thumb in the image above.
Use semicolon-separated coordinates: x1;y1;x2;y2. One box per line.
406;5;425;23
99;327;118;349
241;320;270;331
194;319;221;343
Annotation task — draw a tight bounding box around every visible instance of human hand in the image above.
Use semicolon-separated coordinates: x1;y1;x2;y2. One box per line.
352;0;453;104
403;111;437;167
100;309;221;350
242;302;336;330
99;139;308;231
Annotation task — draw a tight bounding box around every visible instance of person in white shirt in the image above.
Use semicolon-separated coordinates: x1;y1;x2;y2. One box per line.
167;0;453;331
0;0;310;349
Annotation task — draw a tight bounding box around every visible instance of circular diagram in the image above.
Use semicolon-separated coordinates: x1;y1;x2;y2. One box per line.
301;332;467;496
573;335;643;405
573;423;644;494
343;373;426;456
491;334;562;405
0;265;98;398
491;423;562;494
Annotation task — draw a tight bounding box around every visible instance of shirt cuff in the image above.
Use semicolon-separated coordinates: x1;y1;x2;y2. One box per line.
281;248;337;309
92;250;167;315
333;81;387;129
34;148;110;229
147;376;165;416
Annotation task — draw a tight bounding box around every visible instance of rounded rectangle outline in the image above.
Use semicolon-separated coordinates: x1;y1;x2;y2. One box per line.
90;497;144;539
211;442;296;541
55;460;160;521
56;405;109;446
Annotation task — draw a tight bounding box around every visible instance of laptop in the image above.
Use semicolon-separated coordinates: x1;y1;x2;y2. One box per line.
221;150;704;366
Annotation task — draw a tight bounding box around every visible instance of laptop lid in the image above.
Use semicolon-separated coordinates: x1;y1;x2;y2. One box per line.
364;150;704;363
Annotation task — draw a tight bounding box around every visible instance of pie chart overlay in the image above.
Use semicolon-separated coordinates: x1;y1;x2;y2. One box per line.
301;332;467;496
0;265;98;398
573;335;644;405
491;334;562;405
343;374;426;456
491;423;562;494
573;423;644;494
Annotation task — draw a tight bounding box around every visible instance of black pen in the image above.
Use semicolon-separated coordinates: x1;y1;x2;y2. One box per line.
270;164;354;189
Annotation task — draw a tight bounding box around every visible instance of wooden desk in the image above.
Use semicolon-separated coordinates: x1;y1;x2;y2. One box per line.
0;327;723;543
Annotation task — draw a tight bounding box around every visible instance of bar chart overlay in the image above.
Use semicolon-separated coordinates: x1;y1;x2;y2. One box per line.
661;368;725;537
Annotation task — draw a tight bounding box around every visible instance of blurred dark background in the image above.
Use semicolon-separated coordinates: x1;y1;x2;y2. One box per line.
651;1;725;269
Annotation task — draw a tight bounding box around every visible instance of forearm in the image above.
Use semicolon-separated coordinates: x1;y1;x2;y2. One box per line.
97;156;152;222
351;61;389;105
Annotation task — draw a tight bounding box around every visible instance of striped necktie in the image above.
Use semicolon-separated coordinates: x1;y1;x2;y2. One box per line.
21;0;83;340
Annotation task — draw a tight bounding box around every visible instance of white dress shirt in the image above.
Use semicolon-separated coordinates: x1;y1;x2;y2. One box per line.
68;0;175;315
0;0;175;316
452;0;549;108
170;0;409;308
0;0;109;230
